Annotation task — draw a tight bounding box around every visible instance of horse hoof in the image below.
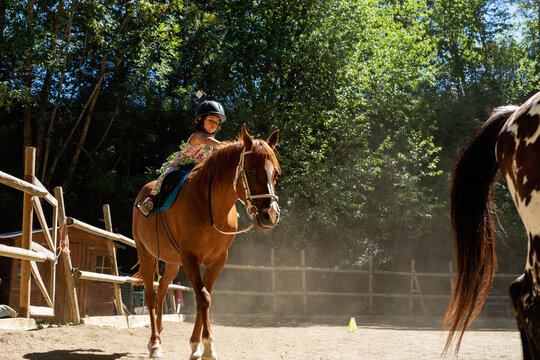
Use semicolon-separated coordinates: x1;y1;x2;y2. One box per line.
149;347;163;358
190;341;203;360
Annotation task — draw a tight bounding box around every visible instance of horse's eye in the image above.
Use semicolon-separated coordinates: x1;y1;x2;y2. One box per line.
246;168;256;176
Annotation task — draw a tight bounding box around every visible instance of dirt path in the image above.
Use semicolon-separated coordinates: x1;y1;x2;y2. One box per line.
0;320;520;359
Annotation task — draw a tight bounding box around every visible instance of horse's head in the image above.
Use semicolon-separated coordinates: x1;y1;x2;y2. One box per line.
236;124;281;230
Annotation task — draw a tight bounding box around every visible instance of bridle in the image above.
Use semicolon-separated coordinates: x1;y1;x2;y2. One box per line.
208;146;279;235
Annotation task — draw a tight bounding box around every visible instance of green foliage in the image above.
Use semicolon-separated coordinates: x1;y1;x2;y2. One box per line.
0;0;533;274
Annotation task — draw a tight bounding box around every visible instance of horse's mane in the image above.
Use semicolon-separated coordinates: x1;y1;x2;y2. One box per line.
193;138;280;185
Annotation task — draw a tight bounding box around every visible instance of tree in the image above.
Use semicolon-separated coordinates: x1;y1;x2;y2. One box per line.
0;0;532;275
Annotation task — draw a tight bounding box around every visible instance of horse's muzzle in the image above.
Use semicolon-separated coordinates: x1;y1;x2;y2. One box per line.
256;203;280;230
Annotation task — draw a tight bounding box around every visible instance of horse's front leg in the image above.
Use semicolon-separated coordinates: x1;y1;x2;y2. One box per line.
198;253;228;360
182;253;206;360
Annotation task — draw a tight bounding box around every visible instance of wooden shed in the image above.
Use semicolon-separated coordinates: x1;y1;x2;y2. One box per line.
0;226;119;323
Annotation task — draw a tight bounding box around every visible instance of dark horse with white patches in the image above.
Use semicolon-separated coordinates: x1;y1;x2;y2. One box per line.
132;125;280;359
445;92;540;358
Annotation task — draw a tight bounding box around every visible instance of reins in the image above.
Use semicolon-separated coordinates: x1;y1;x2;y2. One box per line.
208;159;254;235
209;146;278;235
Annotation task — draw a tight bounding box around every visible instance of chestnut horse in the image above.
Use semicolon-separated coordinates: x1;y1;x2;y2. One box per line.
132;125;280;359
446;92;540;358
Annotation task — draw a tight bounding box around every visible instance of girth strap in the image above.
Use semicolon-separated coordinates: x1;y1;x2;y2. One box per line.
157;211;183;258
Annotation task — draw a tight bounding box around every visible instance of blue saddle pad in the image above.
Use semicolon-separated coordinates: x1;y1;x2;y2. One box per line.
152;168;193;213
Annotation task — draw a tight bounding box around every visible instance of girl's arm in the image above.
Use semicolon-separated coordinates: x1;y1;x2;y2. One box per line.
189;131;221;147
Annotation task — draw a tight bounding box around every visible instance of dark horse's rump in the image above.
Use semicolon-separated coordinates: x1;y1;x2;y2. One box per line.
446;95;540;359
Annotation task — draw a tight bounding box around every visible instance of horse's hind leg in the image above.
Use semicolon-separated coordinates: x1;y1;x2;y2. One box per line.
197;255;227;360
155;263;179;334
136;245;163;358
509;274;540;359
510;275;533;360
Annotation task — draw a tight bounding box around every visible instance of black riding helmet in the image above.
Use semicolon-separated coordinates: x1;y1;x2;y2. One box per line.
195;100;226;123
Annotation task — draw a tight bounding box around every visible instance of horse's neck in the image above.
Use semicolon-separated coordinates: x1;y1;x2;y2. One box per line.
192;150;240;215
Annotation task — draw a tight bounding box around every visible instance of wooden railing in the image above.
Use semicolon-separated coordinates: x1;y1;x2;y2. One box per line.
211;250;519;317
0;147;189;324
63;209;191;319
0;147;59;318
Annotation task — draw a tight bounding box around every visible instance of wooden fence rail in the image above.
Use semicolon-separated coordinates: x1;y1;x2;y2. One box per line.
0;147;58;319
61;208;191;318
0;147;186;324
213;250;519;317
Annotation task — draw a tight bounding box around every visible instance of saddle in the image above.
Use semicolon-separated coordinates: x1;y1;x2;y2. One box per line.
153;164;194;213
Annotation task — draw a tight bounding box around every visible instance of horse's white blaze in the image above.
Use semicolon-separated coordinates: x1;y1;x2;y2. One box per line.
265;159;279;216
264;159;274;192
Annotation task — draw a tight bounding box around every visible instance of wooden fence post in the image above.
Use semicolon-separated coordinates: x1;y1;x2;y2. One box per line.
19;147;36;318
270;248;277;316
301;250;307;317
409;259;415;314
167;289;176;314
368;255;373;315
50;198;58;307
103;204;124;316
409;259;428;316
55;187;81;325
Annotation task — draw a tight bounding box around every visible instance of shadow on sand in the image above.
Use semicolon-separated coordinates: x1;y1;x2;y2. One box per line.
23;349;131;360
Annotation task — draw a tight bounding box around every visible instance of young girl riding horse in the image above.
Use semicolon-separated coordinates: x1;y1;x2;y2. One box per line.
136;100;226;216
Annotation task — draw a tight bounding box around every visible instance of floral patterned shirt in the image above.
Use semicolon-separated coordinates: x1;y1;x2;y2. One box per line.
169;140;214;167
151;134;215;195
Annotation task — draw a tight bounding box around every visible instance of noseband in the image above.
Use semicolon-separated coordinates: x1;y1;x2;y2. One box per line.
209;147;279;235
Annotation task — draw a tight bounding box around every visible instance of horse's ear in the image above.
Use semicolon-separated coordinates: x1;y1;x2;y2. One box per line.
267;130;279;149
242;123;253;151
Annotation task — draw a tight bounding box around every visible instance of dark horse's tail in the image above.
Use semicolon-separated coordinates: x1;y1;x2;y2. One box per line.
443;105;518;354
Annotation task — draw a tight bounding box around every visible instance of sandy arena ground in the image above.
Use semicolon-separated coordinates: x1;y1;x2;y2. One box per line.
0;319;521;360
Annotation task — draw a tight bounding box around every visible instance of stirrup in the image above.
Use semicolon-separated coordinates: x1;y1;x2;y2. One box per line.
135;196;154;217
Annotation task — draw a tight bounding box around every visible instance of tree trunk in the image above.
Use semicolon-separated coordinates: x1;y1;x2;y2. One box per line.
41;1;79;185
23;0;35;151
66;73;104;180
0;0;7;43
46;72;103;186
64;12;132;183
36;0;64;178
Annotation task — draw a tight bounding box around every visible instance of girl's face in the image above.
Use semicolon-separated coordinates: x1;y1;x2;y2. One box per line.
204;115;220;133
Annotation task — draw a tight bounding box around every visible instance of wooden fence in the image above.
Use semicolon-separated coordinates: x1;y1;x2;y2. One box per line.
66;211;191;316
0;147;189;324
211;250;519;317
0;147;59;318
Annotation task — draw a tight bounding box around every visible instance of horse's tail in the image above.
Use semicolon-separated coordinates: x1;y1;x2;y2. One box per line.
443;105;518;354
130;259;160;284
